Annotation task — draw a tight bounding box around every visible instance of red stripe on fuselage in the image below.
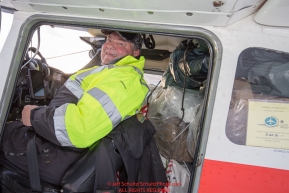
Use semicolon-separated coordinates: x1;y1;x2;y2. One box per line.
199;159;289;193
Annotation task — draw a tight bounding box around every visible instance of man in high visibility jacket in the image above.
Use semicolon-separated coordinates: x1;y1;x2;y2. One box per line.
1;30;149;185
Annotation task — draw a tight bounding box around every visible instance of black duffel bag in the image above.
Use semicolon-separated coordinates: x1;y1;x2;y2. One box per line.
162;39;210;89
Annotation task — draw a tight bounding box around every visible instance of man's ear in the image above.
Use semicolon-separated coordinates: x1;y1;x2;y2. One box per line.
133;49;140;57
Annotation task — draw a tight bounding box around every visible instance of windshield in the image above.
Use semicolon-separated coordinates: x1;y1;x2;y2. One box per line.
29;26;93;73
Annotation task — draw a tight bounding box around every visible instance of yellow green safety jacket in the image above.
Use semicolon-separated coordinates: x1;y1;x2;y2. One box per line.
30;56;149;148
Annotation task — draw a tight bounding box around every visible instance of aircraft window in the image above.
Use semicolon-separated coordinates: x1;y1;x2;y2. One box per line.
226;47;289;150
29;25;93;73
0;8;14;53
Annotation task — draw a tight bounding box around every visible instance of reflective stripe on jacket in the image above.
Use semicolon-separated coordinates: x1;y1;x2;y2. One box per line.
31;56;149;148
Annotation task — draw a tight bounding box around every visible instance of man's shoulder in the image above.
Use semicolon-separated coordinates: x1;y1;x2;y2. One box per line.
114;55;145;71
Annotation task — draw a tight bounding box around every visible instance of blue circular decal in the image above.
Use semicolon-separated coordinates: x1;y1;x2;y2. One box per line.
264;116;278;127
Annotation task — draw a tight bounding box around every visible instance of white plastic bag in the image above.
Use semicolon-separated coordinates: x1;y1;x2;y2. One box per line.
148;86;203;123
161;156;190;193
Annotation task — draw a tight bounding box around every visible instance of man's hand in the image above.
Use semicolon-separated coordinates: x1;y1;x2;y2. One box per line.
22;105;38;126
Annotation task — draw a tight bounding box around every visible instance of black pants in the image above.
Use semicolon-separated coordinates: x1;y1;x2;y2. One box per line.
0;121;85;185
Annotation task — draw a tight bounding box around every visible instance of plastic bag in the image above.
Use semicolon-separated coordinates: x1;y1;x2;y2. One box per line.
147;86;203;162
161;157;190;193
186;102;203;158
148;86;203;123
225;90;250;145
152;115;192;162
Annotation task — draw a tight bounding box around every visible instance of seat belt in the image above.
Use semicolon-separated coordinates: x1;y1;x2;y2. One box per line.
26;135;42;192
